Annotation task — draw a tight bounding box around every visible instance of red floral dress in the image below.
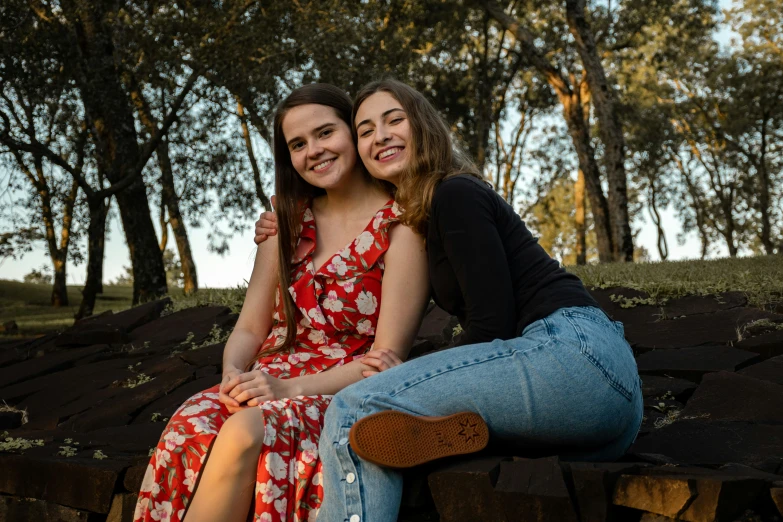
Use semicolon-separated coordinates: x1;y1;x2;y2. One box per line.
134;200;400;522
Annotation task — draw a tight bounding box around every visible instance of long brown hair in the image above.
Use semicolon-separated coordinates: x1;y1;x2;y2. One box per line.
271;84;356;352
352;79;482;236
269;83;352;353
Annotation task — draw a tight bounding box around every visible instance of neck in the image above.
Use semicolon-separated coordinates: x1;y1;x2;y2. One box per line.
321;170;387;214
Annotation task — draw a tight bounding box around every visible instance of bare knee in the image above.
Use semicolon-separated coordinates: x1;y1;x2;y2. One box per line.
215;407;266;459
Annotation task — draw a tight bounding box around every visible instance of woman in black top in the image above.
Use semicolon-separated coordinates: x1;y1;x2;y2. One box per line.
255;79;643;522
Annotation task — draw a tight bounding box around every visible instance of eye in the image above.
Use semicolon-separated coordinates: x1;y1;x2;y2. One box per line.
390;117;404;124
320;128;333;138
290;141;304;151
359;128;373;137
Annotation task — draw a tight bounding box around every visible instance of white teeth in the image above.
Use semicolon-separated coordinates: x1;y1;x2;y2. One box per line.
314;160;333;170
379;148;400;159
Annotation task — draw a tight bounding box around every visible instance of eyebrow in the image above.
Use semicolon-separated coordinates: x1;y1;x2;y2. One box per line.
355;108;405;129
286;122;337;147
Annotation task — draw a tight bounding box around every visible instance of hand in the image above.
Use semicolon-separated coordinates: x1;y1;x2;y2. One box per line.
254;195;278;245
219;368;246;413
361;349;404;378
225;370;296;407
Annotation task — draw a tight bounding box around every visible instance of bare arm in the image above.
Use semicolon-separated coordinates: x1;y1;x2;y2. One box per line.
234;224;430;404
220;236;278;408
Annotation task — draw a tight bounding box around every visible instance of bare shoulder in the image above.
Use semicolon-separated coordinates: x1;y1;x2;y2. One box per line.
387;223;425;253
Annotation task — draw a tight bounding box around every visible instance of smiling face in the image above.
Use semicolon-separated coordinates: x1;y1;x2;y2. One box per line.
354;91;411;185
282;104;359;190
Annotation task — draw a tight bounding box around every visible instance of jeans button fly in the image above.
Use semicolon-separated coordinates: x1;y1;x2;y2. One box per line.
350;515;360;522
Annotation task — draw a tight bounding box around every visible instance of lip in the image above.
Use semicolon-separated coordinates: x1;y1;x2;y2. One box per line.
310;158;337;172
374;146;405;162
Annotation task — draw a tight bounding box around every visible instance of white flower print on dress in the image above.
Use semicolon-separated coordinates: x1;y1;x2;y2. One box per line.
182;469;198;493
339;247;351;259
336;277;355;293
163;431;186;451
320;344;347;359
134;498;148;521
322;290;344;312
354;231;374;254
309;508;320;522
139;464;158;493
149;500;173;521
373;211;385;230
155;449;171;466
258;479;282;503
267;361;291;372
306;329;326;345
304;404;320;421
326;255;348;276
300;438;318;463
202;392;219;400
303;208;314;222
307;307;326;325
356;318;375;336
275;498;288;518
288;352;312;364
263;422;277;446
266;452;287;480
187;416;217;435
179;400;214;418
356;290;378;315
391;201;402;216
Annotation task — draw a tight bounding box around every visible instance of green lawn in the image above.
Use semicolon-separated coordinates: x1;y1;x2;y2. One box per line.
2;254;782;337
0;281;135;337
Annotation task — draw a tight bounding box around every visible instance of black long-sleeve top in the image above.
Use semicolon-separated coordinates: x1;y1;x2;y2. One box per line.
427;175;600;346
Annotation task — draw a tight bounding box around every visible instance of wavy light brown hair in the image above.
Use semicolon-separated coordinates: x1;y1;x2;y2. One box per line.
352;79;482;236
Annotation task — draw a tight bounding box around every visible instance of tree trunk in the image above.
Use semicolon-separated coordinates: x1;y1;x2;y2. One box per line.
757;115;773;254
159;194;168;252
63;0;166;305
77;197;109;319
158;139;198;294
559;93;614;262
574;169;587;265
565;0;634;262
648;182;668;260
236;98;272;210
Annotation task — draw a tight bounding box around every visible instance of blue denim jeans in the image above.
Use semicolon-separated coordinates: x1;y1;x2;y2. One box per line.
317;306;644;522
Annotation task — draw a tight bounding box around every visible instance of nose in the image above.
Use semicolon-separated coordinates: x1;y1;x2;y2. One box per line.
306;139;324;158
375;124;392;144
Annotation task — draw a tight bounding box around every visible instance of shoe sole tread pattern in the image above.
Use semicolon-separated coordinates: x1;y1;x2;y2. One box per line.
349;411;489;469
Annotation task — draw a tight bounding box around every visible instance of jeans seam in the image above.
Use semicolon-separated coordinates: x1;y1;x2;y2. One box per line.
383;347;528;399
564;314;634;401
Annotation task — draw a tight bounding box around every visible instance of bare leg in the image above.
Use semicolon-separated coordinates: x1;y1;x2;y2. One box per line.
183;407;266;522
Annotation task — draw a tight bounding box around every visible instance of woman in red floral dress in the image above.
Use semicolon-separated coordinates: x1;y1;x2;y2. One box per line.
133;84;429;522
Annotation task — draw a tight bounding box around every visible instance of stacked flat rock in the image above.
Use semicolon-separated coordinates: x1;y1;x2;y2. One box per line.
1;289;783;521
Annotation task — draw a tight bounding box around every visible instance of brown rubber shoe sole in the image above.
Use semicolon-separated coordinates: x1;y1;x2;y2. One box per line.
348;411;489;469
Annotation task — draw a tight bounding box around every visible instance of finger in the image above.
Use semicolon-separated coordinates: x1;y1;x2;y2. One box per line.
219;391;240;407
226;372;255;389
271;194;276;210
362;370;380;378
229;380;256;399
234;387;268;404
246;393;274;407
254;233;267;245
361;358;388;372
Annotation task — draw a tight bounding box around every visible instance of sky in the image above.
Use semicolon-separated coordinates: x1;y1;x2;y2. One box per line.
0;1;738;288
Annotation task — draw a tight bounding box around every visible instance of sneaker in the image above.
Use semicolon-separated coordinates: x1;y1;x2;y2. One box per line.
348;411;489;469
